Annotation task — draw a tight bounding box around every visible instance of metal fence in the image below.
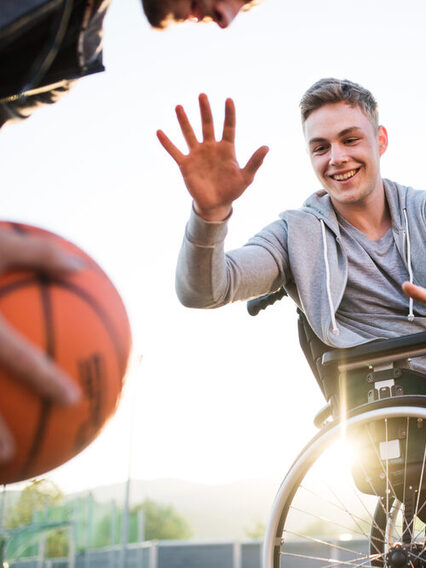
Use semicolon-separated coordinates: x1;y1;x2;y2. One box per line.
8;538;368;568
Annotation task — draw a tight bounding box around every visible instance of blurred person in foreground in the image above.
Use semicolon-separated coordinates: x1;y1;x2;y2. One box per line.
0;0;259;464
0;0;257;127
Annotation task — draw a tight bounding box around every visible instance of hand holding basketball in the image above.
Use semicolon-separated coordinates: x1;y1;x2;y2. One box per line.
0;224;131;484
0;228;83;463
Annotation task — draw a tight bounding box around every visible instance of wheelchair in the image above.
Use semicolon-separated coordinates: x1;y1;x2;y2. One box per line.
247;289;426;568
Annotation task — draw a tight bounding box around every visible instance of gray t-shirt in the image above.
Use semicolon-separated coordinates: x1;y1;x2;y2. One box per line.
336;214;426;372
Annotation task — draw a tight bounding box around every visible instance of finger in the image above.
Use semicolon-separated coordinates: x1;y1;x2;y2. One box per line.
0;412;15;463
199;93;215;141
175;105;199;149
156;130;185;164
0;231;84;274
0;315;81;405
222;98;236;143
243;145;269;182
402;282;426;304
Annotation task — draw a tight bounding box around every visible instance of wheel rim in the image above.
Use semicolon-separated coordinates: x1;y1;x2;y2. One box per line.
264;405;426;568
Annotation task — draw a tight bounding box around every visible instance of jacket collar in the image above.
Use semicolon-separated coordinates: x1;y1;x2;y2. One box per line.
303;178;409;234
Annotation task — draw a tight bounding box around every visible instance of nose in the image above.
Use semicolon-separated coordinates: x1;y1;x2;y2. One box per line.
212;0;244;28
329;144;348;167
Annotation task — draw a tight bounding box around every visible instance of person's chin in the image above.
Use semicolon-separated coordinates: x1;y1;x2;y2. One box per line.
325;185;361;206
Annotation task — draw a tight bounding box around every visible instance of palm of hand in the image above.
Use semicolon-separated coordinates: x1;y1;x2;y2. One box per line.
157;94;269;221
180;140;248;211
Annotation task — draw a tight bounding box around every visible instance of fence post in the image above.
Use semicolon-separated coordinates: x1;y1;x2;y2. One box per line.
69;518;76;568
137;511;145;568
137;510;145;544
149;541;158;568
85;493;94;568
36;532;46;568
120;477;131;568
109;501;117;568
233;542;241;568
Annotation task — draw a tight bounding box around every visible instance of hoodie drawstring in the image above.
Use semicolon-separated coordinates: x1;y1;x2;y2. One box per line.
403;208;415;322
320;219;339;336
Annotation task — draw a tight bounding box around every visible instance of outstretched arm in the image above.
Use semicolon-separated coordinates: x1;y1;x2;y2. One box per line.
402;282;426;305
157;93;269;221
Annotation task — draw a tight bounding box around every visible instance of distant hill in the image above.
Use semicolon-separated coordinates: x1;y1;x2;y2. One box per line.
2;476;370;542
71;478;279;540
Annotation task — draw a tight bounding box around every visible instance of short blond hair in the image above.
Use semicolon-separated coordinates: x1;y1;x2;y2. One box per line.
300;78;379;128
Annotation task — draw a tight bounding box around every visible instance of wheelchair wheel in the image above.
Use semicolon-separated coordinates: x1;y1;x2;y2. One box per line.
264;399;426;568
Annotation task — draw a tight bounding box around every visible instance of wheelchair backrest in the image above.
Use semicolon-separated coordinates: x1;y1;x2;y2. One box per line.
247;288;426;410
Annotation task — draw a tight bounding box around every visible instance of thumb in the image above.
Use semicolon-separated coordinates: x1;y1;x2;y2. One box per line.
243;146;269;183
402;281;426;304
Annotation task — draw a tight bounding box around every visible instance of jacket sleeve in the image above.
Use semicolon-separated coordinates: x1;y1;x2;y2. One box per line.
175;207;291;308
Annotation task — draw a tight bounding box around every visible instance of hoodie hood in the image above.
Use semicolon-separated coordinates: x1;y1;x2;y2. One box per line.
279;179;426;347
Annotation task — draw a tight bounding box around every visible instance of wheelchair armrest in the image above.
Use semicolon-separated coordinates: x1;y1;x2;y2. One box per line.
321;331;426;372
313;403;333;429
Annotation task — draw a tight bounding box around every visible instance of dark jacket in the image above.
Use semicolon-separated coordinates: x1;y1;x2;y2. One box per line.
0;0;110;126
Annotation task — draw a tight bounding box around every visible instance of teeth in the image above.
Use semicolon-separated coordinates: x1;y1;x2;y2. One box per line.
332;169;357;181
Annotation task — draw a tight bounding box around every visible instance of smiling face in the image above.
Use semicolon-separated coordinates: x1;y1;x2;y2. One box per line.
303;102;388;215
141;0;251;29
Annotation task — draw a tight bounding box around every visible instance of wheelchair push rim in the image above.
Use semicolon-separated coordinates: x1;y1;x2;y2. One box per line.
263;404;426;568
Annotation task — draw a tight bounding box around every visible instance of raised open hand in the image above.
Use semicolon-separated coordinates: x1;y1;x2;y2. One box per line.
157;94;269;221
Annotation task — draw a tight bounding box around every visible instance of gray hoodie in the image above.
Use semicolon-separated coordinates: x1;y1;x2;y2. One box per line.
176;179;426;348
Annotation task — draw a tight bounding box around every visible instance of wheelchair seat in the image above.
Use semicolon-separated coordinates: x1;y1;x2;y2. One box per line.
247;287;426;416
249;290;426;568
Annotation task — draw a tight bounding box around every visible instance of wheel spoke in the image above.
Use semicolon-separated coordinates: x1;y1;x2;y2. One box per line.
280;550;380;568
352;486;386;543
414;443;426;524
402;417;410;511
301;484;383;539
327;484;381;546
266;406;426;568
283;529;366;557
365;422;399;504
289;505;372;540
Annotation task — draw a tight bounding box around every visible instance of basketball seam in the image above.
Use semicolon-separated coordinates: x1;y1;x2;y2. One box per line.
5;222;128;373
0;276;128;482
0;277;127;374
0;223;129;482
19;278;55;479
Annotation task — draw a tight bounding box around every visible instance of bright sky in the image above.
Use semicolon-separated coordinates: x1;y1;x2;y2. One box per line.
1;0;426;494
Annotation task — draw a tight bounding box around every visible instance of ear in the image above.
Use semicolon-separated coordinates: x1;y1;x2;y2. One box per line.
378;125;388;156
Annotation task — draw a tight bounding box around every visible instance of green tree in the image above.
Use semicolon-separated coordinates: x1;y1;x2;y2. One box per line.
131;499;192;541
5;479;63;529
245;520;266;539
0;534;6;563
4;479;68;558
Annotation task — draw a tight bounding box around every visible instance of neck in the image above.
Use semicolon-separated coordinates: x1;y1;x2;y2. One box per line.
332;183;391;241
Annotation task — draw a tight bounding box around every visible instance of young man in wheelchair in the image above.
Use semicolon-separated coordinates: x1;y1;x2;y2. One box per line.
158;78;425;377
158;78;426;535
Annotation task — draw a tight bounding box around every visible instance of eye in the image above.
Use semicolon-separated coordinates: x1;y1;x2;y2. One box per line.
312;145;328;155
344;137;359;144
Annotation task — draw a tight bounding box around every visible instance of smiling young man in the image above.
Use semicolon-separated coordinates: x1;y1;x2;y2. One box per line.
158;78;426;370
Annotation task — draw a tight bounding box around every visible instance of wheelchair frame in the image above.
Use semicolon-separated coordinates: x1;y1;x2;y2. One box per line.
247;291;426;568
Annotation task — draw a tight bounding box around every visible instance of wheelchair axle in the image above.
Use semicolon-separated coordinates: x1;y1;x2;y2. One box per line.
385;543;426;568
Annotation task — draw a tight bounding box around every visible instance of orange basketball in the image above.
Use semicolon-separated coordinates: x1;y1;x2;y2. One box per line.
0;222;132;484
